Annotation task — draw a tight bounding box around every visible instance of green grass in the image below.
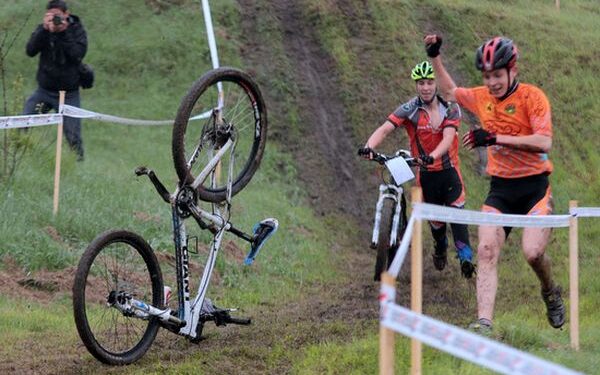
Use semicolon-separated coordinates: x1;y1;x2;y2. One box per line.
1;0;599;374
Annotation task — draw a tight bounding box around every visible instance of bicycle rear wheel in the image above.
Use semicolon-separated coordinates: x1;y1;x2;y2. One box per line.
73;230;163;365
172;67;268;203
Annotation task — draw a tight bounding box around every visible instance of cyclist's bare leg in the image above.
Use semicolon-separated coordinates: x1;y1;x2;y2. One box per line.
522;227;553;291
476;225;505;321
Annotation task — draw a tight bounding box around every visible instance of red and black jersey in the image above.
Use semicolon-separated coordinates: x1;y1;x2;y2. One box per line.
387;96;461;172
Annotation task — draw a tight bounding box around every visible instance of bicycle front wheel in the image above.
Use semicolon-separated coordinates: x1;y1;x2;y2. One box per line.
173;67;268;203
73;230;163;365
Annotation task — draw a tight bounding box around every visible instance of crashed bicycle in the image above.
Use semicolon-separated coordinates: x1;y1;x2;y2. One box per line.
72;67;278;365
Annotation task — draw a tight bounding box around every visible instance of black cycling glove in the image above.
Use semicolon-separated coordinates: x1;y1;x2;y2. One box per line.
425;35;443;58
419;154;434;165
462;128;497;149
358;147;373;158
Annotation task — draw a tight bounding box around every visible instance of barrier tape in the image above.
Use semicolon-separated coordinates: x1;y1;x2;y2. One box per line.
62;105;174;126
413;203;571;228
0;104;213;129
388;203;577;277
388;215;415;278
0;113;62;129
570;207;600;218
380;300;583;375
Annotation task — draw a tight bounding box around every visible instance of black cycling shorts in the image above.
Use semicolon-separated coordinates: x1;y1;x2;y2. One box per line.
483;173;553;237
419;167;465;208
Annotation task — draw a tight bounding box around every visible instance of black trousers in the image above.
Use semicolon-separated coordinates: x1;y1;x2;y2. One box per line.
23;87;84;158
420;167;472;252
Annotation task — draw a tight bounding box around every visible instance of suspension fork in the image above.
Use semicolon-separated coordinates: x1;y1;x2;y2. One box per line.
371;184;404;248
389;187;405;247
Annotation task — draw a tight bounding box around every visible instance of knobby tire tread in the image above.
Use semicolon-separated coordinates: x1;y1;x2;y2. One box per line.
172;67;268;203
72;230;163;365
374;200;395;281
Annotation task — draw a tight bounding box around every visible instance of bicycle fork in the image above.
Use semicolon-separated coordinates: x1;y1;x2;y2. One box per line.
371;184;404;249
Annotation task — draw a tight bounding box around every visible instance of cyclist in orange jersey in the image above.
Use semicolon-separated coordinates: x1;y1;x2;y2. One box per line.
424;34;565;333
361;61;476;279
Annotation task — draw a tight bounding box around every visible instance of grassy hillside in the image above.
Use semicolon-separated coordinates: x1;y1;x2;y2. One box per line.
290;0;600;372
0;0;598;373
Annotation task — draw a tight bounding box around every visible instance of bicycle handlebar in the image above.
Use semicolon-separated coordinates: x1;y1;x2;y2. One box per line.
135;166;171;204
358;147;417;167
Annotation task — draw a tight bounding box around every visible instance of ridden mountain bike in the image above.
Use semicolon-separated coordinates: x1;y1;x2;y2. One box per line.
72;67;278;365
358;148;417;281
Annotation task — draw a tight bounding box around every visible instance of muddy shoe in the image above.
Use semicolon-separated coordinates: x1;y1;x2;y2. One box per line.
456;245;475;279
468;318;493;336
542;286;566;329
460;260;476;279
432;238;448;271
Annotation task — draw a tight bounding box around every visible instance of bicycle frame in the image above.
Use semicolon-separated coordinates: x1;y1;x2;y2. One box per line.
120;126;244;340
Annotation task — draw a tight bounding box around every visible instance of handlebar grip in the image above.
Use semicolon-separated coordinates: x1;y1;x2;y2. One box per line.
135;166;149;176
135;166;171;203
227;316;252;325
357;147;372;156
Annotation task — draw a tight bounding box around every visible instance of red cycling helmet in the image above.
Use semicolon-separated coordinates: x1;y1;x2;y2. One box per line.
475;37;518;71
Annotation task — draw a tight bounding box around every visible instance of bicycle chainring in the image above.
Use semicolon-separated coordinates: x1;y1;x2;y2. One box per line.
175;185;197;218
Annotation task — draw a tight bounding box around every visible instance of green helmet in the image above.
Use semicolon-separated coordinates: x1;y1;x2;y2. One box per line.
411;61;435;81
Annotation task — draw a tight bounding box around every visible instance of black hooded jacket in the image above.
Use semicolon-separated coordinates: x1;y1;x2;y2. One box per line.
26;14;87;91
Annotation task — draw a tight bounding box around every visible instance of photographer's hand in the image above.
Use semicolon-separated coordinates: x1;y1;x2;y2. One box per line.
44;10;68;33
43;12;54;31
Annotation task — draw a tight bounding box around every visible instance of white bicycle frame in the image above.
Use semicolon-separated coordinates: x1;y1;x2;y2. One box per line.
369;150;415;251
116;120;239;340
371;183;405;250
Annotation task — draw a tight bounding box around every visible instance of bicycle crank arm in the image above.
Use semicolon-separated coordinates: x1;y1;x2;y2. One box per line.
186;203;253;242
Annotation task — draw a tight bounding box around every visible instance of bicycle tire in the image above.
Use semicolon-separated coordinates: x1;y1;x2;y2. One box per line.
374;199;395;281
73;230;163;365
172;67;268;203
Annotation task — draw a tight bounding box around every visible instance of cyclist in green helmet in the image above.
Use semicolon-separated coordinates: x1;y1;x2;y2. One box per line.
360;61;476;279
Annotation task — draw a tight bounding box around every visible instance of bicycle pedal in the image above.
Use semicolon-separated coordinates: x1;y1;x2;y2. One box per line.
244;218;279;265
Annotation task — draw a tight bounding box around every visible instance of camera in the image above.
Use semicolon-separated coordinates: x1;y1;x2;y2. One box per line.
52;15;64;26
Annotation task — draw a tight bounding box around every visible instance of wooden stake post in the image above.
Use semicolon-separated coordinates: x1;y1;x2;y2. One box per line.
569;200;579;350
379;272;396;375
52;91;65;216
410;187;423;375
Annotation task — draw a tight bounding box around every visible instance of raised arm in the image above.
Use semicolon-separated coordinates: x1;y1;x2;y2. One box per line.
424;35;458;102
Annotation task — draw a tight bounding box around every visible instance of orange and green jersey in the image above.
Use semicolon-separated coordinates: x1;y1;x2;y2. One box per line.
455;83;553;178
387;96;461;172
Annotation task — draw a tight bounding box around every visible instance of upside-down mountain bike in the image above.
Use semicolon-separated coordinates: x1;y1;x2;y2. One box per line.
72;67;278;365
359;148;417;281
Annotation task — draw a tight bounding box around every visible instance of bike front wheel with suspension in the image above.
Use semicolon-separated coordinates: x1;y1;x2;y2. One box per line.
172;67;268;203
72;230;164;365
374;194;408;281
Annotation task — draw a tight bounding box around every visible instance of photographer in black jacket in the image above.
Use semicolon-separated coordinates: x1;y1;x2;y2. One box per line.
23;0;88;160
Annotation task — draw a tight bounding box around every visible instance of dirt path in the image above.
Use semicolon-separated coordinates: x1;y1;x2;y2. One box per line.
239;0;375;219
235;0;474;339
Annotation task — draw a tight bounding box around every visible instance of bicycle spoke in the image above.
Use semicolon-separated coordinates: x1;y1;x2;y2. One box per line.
173;68;267;202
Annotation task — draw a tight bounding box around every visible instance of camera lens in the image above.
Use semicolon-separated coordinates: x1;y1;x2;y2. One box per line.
52;15;63;26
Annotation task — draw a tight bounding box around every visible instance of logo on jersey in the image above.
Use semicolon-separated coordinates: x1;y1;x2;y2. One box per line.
504;104;516;115
485;102;493;112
